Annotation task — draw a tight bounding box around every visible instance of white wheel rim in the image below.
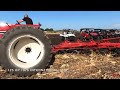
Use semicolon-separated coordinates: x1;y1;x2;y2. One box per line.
8;35;45;69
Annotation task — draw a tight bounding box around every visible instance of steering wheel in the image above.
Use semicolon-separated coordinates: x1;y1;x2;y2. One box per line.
16;20;20;24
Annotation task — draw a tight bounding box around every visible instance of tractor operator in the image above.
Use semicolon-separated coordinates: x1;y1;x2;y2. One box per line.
17;14;33;25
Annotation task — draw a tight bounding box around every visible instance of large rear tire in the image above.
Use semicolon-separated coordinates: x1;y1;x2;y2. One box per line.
0;26;52;77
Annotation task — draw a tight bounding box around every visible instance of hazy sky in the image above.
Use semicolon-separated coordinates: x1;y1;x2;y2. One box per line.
0;11;120;30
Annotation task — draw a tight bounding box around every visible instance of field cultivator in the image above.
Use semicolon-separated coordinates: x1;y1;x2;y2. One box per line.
50;29;120;55
51;37;120;54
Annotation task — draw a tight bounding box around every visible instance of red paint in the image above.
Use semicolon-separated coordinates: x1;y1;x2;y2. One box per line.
0;34;3;38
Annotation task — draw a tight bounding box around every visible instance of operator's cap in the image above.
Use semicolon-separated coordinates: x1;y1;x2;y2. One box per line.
24;14;28;17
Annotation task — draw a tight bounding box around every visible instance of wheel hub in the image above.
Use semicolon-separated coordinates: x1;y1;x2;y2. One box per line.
8;35;45;69
25;47;32;53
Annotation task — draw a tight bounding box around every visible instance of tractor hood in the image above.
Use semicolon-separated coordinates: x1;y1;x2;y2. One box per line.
0;22;14;31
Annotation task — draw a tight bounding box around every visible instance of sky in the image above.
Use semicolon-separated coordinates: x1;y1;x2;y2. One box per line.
0;11;120;30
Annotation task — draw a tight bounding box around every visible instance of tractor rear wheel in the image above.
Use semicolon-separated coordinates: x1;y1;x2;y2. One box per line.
0;26;52;77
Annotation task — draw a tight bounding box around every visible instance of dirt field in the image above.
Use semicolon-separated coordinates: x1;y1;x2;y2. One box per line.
0;52;120;79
